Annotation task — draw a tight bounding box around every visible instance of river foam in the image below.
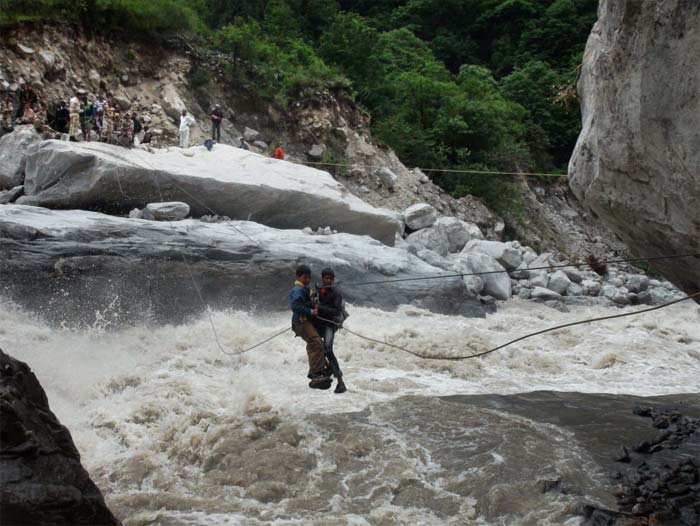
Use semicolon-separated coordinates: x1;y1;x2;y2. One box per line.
1;298;699;524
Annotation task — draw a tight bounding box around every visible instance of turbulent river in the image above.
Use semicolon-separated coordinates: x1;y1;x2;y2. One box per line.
2;298;699;525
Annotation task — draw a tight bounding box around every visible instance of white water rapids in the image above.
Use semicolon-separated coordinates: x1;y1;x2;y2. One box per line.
2;298;699;525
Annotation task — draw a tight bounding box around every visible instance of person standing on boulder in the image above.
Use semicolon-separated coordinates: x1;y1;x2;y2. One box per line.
210;104;223;142
53;100;69;134
290;265;333;390
179;109;195;148
312;268;348;394
79;95;94;142
68;93;81;141
272;142;285;160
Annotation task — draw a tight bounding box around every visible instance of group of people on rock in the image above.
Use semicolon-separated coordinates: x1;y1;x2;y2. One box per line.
1;83;151;146
3;82;288;159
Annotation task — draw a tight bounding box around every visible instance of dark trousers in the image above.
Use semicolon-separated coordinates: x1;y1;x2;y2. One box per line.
320;324;342;378
212;120;221;141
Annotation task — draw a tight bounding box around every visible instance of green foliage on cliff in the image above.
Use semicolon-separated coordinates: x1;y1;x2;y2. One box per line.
1;0;597;214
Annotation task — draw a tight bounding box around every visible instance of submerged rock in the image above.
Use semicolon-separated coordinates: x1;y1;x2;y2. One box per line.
22;141;401;245
569;0;700;297
0;349;120;525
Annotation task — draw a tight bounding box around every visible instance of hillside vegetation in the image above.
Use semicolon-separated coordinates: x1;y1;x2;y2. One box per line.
1;0;597;214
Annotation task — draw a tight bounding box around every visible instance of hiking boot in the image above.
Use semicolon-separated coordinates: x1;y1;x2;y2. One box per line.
309;377;332;390
334;379;347;394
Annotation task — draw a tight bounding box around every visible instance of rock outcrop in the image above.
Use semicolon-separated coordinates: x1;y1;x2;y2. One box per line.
0;125;41;189
0;348;120;525
0;205;484;326
569;0;700;297
21;141;401;245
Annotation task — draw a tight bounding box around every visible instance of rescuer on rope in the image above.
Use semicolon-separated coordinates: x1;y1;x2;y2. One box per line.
312;268;348;394
289;265;333;390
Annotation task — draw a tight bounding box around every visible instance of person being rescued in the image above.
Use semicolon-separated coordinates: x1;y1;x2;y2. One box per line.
312;268;348;394
289;265;333;390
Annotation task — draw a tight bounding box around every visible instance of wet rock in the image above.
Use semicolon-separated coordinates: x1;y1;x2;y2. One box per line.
404;203;437;230
416;249;451;270
405;225;449;256
547;270;571;295
463;239;522;270
624;274;650;293
529;273;548;289
567;282;584;296
0;185;24;204
0;205;483;324
433;216;481;253
0;349;120;524
531;287;563;301
510;262;530;280
562;267;584;283
144;201;190;221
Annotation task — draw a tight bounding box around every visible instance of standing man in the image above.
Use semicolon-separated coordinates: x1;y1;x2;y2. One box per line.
313;268;347;394
210;104;223;142
68;93;81;141
290;265;333;390
79;95;94;142
54;100;69;134
179;109;195;148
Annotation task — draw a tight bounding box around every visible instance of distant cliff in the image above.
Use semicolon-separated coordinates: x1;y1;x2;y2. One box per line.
569;0;700;296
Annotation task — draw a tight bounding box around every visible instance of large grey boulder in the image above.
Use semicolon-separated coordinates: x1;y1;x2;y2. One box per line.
376;167;398;191
450;252;510;300
0;126;41;189
160;84;188;123
0;185;24;204
404;203;437;231
405;225;449;256
22;141;401;246
433;216;482;253
463;239;522;270
0;205;484;325
0;349;120;525
569;0;700;297
547;271;571;295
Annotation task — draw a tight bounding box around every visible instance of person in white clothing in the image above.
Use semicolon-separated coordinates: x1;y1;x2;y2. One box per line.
179;109;195;148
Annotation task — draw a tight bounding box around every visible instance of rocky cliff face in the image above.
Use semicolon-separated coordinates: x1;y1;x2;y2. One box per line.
0;348;120;524
569;0;700;296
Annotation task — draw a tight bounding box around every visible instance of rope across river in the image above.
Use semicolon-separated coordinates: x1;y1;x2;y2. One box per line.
180;251;700;360
117;151;700;362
